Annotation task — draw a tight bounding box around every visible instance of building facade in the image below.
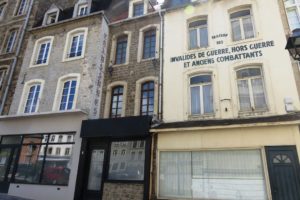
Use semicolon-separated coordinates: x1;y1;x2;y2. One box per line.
151;0;300;200
0;0;110;199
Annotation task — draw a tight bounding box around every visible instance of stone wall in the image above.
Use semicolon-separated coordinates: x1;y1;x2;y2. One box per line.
102;183;144;200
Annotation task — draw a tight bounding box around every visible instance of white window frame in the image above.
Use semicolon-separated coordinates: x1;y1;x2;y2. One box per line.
62;27;88;62
42;4;60;26
46;12;58;25
138;24;160;62
52;73;80;111
284;0;300;31
236;66;268;112
15;0;27;16
30;36;54;67
104;81;127;118
230;8;256;42
73;0;92;18
0;2;7;20
78;4;88;16
188;17;208;50
18;79;45;114
3;29;17;54
110;31;131;66
129;0;148;18
189;74;214;116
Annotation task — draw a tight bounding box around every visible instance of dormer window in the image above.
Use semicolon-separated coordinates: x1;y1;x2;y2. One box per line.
78;4;88;16
0;3;6;19
46;12;58;25
133;3;144;17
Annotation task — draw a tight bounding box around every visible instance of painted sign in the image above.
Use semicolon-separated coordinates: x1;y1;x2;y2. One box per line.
170;40;275;68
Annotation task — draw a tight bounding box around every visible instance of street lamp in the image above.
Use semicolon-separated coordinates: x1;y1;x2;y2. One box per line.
285;28;300;61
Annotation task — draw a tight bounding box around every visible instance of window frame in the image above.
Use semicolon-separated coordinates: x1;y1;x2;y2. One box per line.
52;74;80;111
24;84;42;114
142;29;156;60
133;2;144;17
129;0;148;18
188;17;209;50
0;2;7;20
115;35;128;65
73;0;91;18
110;32;131;66
30;36;54;67
229;8;256;42
236;66;268;112
284;0;300;31
110;85;124;118
77;4;88;16
3;29;18;54
62;27;88;62
0;67;7;92
189;74;214;116
15;0;27;16
140;81;155;116
18;79;45;114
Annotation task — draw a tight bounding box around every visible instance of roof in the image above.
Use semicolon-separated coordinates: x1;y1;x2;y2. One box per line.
152;112;300;130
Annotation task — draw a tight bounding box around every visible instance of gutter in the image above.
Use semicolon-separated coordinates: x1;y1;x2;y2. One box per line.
158;9;165;121
0;0;34;115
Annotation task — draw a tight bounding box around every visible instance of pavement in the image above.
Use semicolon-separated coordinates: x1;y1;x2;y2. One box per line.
0;194;32;200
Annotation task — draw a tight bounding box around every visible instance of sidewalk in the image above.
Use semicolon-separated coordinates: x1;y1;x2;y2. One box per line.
0;194;32;200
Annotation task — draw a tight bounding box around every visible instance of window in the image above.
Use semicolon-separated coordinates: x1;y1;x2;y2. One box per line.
0;68;7;91
16;0;27;16
0;3;6;18
159;150;268;199
59;79;77;111
5;30;17;53
143;29;156;59
188;19;208;49
67;135;72;142
110;86;124;118
190;75;213;115
65;148;71;156
14;134;75;185
140;81;154;116
230;9;255;41
236;67;267;112
50;135;55;142
24;84;41;113
133;3;144;17
31;37;53;66
46;12;58;25
63;28;87;61
285;0;300;31
115;35;128;64
58;135;63;142
109;140;145;181
78;4;88;16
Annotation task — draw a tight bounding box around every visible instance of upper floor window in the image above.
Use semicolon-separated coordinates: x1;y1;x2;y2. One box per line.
59;79;77;111
133;3;144;17
31;37;53;66
78;4;88;16
110;86;124;118
143;29;156;59
230;9;255;41
16;0;27;16
63;28;88;61
0;3;6;18
236;67;267;112
24;84;41;113
115;35;128;64
46;12;58;25
5;30;17;53
188;18;208;49
285;0;300;31
0;68;7;91
140;81;154;116
190;74;213;115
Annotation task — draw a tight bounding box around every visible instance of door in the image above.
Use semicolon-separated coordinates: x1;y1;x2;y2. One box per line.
266;146;300;200
0;147;19;193
83;146;106;200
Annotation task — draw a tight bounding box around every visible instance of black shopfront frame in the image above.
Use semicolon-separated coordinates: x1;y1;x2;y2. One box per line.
75;116;152;200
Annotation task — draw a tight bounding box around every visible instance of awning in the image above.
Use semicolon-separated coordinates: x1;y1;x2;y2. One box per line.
80;116;152;138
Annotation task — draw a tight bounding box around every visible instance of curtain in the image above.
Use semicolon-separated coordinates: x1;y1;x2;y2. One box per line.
203;84;213;114
159;152;192;198
242;16;255;39
231;19;242;41
200;26;208;47
237;80;251;111
191;86;201;114
251;78;267;110
189;29;198;49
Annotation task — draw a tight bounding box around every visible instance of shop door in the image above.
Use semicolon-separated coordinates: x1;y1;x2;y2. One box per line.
0;147;19;193
266;146;300;200
83;146;105;200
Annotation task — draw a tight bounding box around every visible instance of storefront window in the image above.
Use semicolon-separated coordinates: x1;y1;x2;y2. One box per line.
14;133;74;185
1;136;22;144
108;140;145;181
159;150;268;199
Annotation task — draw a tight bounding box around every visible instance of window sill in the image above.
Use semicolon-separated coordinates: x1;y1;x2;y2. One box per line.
62;55;84;63
188;113;215;120
187;46;209;52
238;109;269;118
230;36;262;46
29;63;49;68
112;62;129;67
139;57;158;62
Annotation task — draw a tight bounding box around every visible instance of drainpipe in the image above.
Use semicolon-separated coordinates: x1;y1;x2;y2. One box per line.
158;9;165;121
0;0;35;114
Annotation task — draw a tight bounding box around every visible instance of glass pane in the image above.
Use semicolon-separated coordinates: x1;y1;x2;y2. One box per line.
159;152;192;198
1;136;22;144
189;20;207;28
231;19;242;41
238;80;251;111
87;149;105;191
49;134;74;143
14;144;45;184
243;16;255;39
190;75;211;85
109;141;145;181
0;148;12;181
23;135;44;144
203;84;213;113
251;78;267;110
237;68;261;79
41;144;73;185
287;8;300;31
191;86;200;115
189;29;197;49
230;10;251;19
200;27;208;47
